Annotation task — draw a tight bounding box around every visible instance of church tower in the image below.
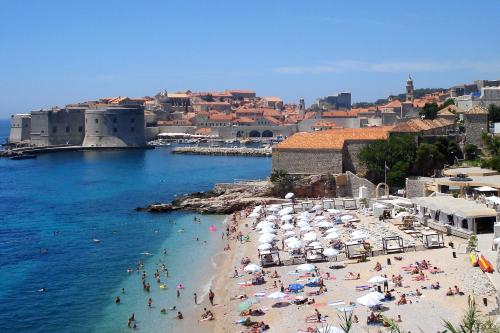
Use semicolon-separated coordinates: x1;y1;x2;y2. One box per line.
298;98;306;117
406;75;414;102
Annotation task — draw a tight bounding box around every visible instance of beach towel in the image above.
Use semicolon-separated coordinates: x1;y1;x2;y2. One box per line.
312;302;328;307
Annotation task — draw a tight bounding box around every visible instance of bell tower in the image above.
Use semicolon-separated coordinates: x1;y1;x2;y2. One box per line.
406;75;414;102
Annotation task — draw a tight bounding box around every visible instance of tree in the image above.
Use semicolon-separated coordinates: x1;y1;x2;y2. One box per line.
269;169;295;196
435;137;463;165
414;143;446;176
464;144;480;160
419;102;439;120
442;98;455;108
359;134;417;186
488;105;500;123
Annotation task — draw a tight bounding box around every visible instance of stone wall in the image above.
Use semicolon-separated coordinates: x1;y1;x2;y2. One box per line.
9;114;31;143
343;141;371;174
272;149;342;175
342;171;376;198
405;177;432;198
464;113;488;146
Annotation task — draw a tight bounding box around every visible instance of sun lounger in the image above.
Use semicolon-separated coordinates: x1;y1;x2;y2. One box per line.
355;285;370;291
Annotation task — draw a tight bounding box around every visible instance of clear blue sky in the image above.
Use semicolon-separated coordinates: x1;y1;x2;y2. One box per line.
1;0;500;117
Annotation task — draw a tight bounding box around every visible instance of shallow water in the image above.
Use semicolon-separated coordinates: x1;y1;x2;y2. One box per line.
0;125;271;333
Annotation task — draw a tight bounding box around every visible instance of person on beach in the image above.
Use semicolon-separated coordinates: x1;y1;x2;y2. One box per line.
176;311;184;319
209;289;215;306
194;293;198;304
148;297;152;308
315;309;322;322
177;289;180;298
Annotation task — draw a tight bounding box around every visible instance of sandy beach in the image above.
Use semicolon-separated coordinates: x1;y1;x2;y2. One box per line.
210;203;498;333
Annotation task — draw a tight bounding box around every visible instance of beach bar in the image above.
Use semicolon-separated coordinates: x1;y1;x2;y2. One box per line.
411;196;497;237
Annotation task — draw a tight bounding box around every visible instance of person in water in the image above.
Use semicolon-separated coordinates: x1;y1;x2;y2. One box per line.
115;296;121;304
176;311;184;319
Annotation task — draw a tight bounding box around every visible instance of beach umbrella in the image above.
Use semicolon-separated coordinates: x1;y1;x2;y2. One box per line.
237;298;259;312
265;215;277;222
286;239;302;250
268;205;280;212
323;248;339;257
494;237;500;245
285;192;295;199
285;236;300;243
288;283;304;292
284;230;296;238
368;276;388;284
297;220;310;228
317;327;344;333
259;226;276;234
325;227;338;233
300;225;314;232
281;223;294;231
281;214;294;222
258;243;272;251
351;231;369;241
249;212;260;218
303;232;317;242
340;215;354;222
356;292;384;307
296;263;316;273
325;232;340;240
267;291;287;299
312;204;323;211
252;206;262;213
258;233;276;243
256;221;273;230
279;206;294;216
316;221;334;228
244;263;262;273
327;209;341;214
314;215;327;221
308;241;323;248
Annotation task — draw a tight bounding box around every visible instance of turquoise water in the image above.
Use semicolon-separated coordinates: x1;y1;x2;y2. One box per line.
0;119;271;332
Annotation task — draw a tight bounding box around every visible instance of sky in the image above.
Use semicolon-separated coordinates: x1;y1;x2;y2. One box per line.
1;0;500;117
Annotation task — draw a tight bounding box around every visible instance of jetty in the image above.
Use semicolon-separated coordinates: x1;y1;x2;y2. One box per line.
172;146;271;157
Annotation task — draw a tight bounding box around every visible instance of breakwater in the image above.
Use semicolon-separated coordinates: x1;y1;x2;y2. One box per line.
172;146;272;157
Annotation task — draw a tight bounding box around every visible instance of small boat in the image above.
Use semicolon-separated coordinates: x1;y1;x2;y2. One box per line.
479;255;494;273
93;239;101;243
10;154;37;160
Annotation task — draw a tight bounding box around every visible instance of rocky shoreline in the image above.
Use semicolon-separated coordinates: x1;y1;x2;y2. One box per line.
135;180;277;214
172;146;271;157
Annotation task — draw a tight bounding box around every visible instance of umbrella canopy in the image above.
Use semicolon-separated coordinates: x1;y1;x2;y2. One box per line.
340;215;354;222
316;221;334;228
258;233;276;243
288;283;304;292
296;263;316;272
281;223;295;231
281;214;294;222
327;209;341;214
325;232;340;240
249;212;260;218
325;227;338;233
285;192;295;199
351;231;369;241
317;327;344;333
494;237;500;245
300;225;314;232
268;205;280;212
252;206;262;213
237;298;259;312
256;221;274;230
267;291;287;299
284;230;296;237
356;292;384;307
259;226;276;234
312;204;323;211
266;215;277;222
297;220;310;227
308;241;323;248
244;263;262;273
287;239;302;250
314;215;327;221
285;236;300;243
303;232;318;242
368;276;388;284
258;243;272;251
279;207;294;216
323;248;339;257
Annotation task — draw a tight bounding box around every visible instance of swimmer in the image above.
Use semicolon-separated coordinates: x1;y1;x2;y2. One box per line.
37;288;46;292
115;296;121;304
176;311;184;319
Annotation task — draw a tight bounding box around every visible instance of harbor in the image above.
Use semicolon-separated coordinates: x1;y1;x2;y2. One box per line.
172;146;272;157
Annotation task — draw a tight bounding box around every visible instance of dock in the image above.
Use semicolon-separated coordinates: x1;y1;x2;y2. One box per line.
172;147;271;157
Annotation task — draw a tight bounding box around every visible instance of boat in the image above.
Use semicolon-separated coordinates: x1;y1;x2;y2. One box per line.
10;154;37;160
478;255;494;273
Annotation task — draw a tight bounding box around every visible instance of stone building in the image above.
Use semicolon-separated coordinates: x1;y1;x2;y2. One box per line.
82;106;146;148
317;92;351;109
9;114;31;144
272;127;391;175
30;107;86;146
463;105;488;146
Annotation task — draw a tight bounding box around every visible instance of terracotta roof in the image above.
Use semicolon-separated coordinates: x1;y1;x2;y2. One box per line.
262;108;281;117
167;93;190;98
234;117;254;124
312;121;342;129
225;89;256;94
264;116;280;125
209;113;234;121
192;101;230;106
468;105;489;114
263;96;282;102
235;108;264;115
440;105;464;114
275;127;392;150
322;111;358;118
304;111;319;119
390;118;454;133
383;100;402;108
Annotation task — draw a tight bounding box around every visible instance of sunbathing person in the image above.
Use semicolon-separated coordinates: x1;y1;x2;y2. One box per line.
270;270;279;278
431;282;440;289
384;291;393;301
345;272;360;280
397;294;407;305
415;288;422;296
374;262;382;271
446;287;454;296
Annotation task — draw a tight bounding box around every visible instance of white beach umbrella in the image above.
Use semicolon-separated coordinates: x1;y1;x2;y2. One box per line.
267;291;287;299
299;211;310;218
316;221;334;228
252;206;262;213
284;230;296;238
494;237;500;245
259;226;276;234
281;223;294;231
296;263;316;273
249;212;260;218
325;227;338;233
285;192;295;199
265;215;277;222
256;221;274;230
287;239;302;250
258;233;276;243
327;209;341;214
303;232;317;242
351;231;369;241
314;215;327;221
340;215;354;222
368;276;388;284
325;232;340;240
317;327;344;333
323;248;340;257
300;225;314;232
356;292;384;307
297;220;310;228
281;214;294;222
244;263;262;273
308;241;323;249
258;243;272;251
312;204;323;211
279;207;294;216
285;236;300;244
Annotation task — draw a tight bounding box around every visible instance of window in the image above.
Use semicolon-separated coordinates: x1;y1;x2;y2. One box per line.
113;118;117;123
461;219;468;230
130;118;135;123
95;118;98;124
78;126;83;132
52;126;57;133
130;127;135;132
113;127;117;133
66;126;70;133
95;130;98;133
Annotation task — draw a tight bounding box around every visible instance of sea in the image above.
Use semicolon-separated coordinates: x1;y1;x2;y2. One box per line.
0;119;271;333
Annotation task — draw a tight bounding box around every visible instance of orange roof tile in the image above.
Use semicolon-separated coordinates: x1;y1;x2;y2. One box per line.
275;127;392;150
322;111;358;118
209;113;234;121
390;118;453;133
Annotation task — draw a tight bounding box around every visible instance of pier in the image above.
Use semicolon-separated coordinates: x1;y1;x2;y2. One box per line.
172;146;271;157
